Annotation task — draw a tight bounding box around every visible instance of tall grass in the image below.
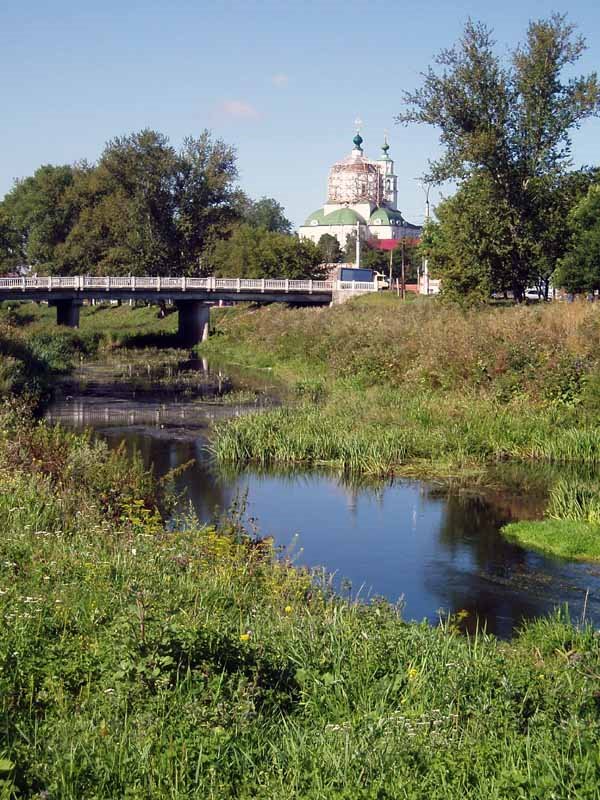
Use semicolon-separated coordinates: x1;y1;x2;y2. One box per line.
206;294;600;405
201;298;600;479
211;390;600;477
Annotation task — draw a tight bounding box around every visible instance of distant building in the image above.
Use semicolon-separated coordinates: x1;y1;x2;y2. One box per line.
298;131;422;251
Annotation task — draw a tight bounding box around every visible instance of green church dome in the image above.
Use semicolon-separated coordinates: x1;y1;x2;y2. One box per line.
323;208;365;225
303;208;327;226
369;207;404;226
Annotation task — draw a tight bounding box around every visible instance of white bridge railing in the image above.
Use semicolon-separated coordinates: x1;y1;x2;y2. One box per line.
0;276;377;294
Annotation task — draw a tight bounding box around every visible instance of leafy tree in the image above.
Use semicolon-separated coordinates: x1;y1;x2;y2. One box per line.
0;129;241;276
0;207;24;273
528;168;600;296
175;132;242;272
398;14;600;300
361;244;389;273
424;169;598;303
208;224;323;279
554;184;600;293
317;233;342;264
0;165;76;272
241;196;292;233
62;129;240;276
423;176;517;304
343;232;359;263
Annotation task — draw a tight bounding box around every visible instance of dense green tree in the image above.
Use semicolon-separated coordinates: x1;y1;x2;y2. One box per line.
554;184;600;293
0;165;76;272
208;224;323;279
317;233;342;264
424;169;598;303
0;129;241;276
527;168;600;296
175;132;242;272
398;14;600;300
241;196;292;234
62;130;240;276
48;135;177;276
0;207;23;273
342;232;359;263
423;176;518;304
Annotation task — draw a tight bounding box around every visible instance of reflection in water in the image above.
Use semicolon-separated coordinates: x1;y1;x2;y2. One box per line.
45;357;600;638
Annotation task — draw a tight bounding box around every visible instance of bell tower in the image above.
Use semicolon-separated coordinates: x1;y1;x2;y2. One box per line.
378;134;398;208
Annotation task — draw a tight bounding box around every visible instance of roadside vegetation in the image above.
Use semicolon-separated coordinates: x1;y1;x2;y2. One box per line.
3;401;600;798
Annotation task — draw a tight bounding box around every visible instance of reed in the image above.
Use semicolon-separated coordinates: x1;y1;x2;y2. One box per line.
547;478;600;523
211;392;600;478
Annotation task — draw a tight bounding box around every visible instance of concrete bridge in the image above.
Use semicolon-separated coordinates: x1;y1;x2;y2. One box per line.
0;275;377;344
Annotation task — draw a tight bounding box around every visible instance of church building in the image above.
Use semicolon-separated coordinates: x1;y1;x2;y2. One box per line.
298;131;422;251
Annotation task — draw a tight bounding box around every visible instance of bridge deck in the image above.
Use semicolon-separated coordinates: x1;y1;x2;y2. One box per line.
0;275;377;303
0;275;378;342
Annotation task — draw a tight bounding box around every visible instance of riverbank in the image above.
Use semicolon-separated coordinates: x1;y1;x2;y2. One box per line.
4;294;600;559
202;295;600;559
2;403;600;798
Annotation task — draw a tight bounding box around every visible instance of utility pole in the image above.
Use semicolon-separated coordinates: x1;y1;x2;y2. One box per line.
415;179;431;295
401;238;406;300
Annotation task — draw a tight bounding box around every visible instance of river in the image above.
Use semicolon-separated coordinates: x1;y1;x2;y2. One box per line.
45;354;600;638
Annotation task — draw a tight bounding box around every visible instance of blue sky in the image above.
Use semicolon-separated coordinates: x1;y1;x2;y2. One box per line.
2;0;600;228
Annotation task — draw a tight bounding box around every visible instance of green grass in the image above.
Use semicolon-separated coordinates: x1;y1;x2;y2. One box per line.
3;405;600;797
0;300;179;349
211;387;600;477
503;519;600;560
500;476;600;560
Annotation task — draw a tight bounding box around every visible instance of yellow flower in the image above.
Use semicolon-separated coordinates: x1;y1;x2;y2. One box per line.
408;667;419;681
284;605;293;614
239;633;251;642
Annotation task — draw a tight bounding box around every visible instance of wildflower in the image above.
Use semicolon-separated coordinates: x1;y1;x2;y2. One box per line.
131;548;137;556
239;632;251;642
408;667;419;680
284;605;293;614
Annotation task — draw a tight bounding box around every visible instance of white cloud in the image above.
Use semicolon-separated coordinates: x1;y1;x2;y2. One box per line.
218;100;260;120
272;73;288;88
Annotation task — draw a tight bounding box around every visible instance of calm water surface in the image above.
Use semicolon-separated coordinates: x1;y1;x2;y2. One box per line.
46;357;600;638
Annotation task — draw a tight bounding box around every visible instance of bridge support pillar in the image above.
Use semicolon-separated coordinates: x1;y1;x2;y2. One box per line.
176;300;210;345
50;299;82;328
